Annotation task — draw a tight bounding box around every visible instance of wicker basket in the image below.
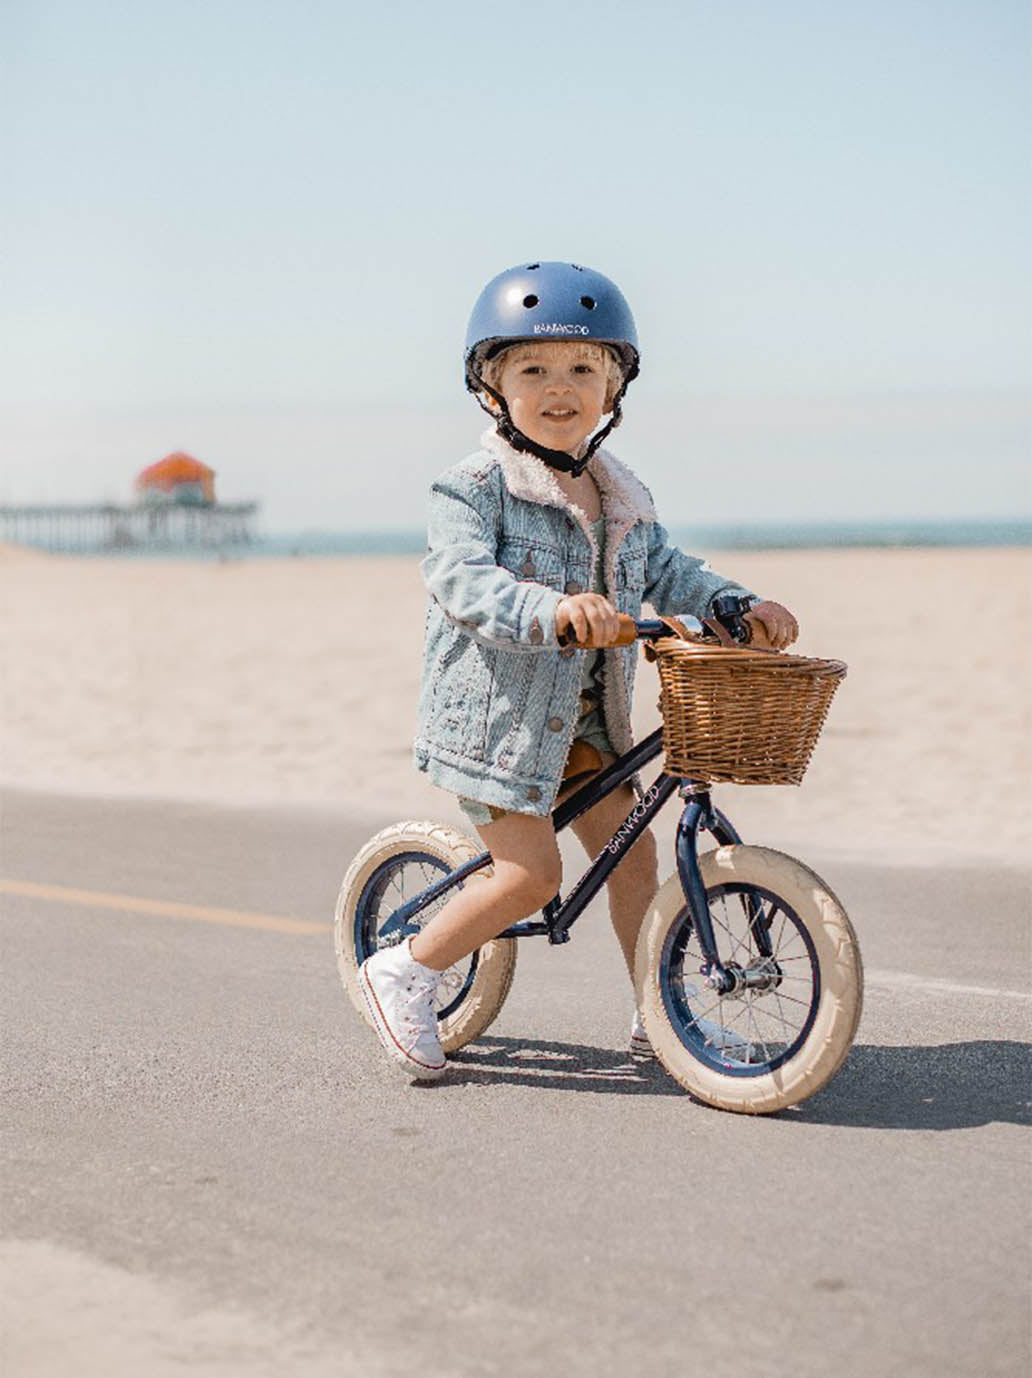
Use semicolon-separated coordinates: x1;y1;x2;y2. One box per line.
651;640;847;785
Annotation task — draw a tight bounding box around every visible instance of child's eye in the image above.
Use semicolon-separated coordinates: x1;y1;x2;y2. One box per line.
521;365;544;375
572;364;595;374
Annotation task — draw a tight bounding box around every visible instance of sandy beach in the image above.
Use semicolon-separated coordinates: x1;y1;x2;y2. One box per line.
1;543;1028;867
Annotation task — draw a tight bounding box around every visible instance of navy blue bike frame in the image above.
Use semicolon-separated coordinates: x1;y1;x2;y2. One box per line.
375;725;773;987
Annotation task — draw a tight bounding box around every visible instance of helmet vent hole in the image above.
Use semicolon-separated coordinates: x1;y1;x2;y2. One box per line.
523;294;539;308
571;263;584;271
526;263;540;270
580;295;596;310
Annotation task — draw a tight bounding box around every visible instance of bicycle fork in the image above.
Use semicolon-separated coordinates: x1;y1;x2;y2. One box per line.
675;783;774;994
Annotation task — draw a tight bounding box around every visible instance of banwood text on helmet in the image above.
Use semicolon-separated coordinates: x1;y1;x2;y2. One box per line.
464;261;640;477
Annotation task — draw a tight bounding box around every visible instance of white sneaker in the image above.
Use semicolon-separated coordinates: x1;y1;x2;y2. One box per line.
630;1009;655;1061
634;987;755;1063
358;939;447;1082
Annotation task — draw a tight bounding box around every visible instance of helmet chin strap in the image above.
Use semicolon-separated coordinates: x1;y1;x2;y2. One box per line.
472;373;626;479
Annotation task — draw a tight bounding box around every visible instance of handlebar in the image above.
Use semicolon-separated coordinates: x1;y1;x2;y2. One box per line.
557;593;755;650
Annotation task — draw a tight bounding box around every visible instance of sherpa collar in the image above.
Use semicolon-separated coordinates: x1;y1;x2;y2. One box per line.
479;427;656;531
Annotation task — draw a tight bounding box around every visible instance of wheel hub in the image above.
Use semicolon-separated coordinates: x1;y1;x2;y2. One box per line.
702;957;783;998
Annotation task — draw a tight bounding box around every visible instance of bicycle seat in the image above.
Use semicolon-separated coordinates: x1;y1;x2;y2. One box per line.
561;739;605;791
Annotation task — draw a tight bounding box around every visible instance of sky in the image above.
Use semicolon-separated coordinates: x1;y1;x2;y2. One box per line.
2;0;1029;530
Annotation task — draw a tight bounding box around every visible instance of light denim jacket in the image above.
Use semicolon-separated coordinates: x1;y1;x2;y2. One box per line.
414;429;755;815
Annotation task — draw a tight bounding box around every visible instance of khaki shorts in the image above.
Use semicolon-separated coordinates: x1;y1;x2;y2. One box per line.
456;796;508;827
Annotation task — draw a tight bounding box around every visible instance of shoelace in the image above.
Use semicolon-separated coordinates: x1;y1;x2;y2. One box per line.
400;976;438;1038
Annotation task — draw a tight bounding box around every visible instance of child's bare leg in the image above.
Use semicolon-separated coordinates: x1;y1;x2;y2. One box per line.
409;812;562;972
567;771;659;979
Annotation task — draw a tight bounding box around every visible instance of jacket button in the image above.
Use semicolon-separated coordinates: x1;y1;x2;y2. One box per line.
559;645;576;659
547;716;564;732
564;580;583;595
526;786;542;802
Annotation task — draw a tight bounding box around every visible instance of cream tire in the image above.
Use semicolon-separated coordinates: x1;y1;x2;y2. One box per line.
335;820;516;1053
634;845;863;1114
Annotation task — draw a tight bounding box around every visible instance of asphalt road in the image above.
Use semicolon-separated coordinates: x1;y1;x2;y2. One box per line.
2;787;1030;1378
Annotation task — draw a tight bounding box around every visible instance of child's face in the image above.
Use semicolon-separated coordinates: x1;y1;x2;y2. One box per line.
493;342;610;455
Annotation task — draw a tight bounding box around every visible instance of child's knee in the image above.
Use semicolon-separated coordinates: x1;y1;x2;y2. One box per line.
477;812;563;909
494;855;562;911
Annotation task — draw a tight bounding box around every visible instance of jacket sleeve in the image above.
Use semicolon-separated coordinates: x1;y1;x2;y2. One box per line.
642;520;756;619
420;467;563;652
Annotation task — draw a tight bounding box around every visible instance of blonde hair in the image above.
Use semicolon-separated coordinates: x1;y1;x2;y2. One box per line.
480;340;625;413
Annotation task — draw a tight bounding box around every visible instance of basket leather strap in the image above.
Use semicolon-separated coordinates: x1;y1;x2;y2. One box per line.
643;615;696;662
700;616;739;647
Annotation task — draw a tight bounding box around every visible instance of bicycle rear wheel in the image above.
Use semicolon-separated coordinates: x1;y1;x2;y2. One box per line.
635;845;862;1113
335;821;516;1053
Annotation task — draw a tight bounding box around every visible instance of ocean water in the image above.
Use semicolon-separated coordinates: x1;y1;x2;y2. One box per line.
8;517;1031;558
256;518;1032;558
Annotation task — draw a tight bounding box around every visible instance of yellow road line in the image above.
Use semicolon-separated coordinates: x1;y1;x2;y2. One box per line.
0;877;329;936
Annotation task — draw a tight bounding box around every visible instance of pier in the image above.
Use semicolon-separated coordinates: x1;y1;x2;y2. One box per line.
0;502;260;554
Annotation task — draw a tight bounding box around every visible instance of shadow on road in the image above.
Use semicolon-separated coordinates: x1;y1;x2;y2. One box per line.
448;1035;682;1096
450;1036;1032;1128
790;1039;1032;1130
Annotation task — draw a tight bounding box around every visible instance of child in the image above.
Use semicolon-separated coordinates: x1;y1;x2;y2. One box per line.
359;261;799;1080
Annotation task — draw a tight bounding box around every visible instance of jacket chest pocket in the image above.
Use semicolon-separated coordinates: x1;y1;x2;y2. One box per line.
562;556;593;596
498;540;565;591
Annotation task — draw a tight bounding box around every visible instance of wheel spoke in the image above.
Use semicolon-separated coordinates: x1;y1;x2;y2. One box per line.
711;895;749;961
708;906;737;950
772;906;789;957
385;871;406;904
759;996;804;1035
744;1000;769;1063
684;992;725;1027
766;990;811;1010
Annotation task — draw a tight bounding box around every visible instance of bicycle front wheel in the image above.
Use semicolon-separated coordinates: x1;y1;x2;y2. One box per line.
635;845;862;1114
335;821;516;1053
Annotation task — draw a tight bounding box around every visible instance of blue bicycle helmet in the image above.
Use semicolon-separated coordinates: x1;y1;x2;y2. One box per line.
464;261;640;476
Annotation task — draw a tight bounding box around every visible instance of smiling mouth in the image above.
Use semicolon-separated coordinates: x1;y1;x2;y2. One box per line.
541;408;577;419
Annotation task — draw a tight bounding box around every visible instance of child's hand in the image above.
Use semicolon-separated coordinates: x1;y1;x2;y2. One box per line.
556;593;622;648
744;600;799;651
